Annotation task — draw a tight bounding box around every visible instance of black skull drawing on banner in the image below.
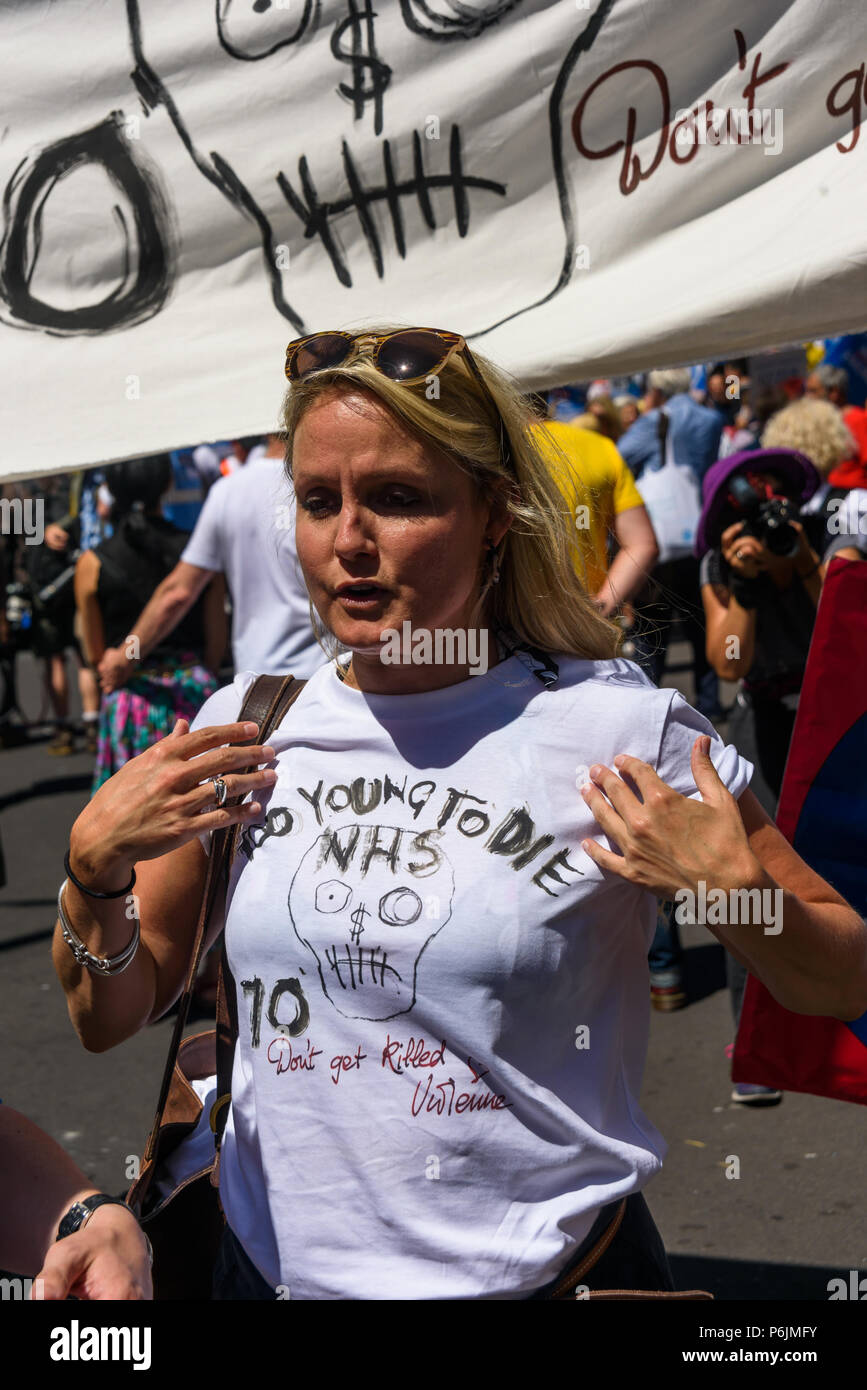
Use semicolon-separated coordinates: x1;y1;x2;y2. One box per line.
0;0;607;338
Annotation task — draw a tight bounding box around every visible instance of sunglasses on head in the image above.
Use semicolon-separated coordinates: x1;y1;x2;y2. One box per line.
284;327;514;473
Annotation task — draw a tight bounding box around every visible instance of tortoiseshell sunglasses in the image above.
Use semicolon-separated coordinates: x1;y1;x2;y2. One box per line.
284;327;514;472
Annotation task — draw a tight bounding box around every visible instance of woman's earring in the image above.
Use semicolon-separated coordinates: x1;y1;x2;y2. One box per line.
486;537;501;585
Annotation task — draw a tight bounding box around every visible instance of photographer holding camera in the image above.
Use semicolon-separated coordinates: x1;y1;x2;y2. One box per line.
698;449;825;815
696;446;859;1076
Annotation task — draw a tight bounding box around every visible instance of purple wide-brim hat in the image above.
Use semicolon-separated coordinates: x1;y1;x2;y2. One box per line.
694;448;821;559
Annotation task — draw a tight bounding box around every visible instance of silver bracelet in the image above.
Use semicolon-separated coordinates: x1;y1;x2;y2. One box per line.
57;879;140;976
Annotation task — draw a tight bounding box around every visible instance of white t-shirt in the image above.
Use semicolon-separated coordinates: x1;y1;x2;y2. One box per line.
191;654;752;1299
181;456;325;678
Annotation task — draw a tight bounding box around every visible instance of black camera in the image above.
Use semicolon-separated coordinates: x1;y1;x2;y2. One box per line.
727;474;801;558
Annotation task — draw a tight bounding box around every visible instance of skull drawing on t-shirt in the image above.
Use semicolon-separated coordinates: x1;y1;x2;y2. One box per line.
288;823;454;1021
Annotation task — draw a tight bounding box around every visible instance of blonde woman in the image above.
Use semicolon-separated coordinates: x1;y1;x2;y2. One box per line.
53;326;867;1300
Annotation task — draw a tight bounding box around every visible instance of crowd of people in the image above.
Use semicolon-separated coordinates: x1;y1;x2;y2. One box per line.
2;327;866;1301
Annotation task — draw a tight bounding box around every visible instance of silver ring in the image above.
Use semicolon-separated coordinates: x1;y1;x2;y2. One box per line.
736;549;746;560
211;776;228;808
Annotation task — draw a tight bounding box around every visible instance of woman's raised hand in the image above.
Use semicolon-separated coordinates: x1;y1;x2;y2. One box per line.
69;719;277;886
579;736;758;902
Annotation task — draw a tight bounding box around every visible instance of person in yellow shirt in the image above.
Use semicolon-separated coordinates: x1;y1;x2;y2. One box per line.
532;416;659;617
535;411;677;1017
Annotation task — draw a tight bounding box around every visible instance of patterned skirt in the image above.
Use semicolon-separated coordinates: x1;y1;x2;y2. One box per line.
92;656;218;795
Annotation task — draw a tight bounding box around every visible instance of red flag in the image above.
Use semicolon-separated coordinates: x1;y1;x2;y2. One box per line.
732;557;867;1105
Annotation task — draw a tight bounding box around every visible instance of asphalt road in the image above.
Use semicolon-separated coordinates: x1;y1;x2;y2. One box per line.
1;646;864;1300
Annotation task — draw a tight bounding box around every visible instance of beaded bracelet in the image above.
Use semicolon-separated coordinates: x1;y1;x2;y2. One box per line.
64;849;136;900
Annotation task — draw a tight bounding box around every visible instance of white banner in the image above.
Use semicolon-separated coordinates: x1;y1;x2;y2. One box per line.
1;0;866;479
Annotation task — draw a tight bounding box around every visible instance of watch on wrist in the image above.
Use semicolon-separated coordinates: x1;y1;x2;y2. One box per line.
56;1193;134;1241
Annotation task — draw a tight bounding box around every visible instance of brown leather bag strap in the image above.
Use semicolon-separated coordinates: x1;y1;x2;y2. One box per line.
139;674;305;1184
547;1199;713;1300
548;1199;627;1299
211;675;308;1148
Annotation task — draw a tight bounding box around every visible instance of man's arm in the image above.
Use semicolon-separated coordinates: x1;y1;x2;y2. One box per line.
98;561;213;694
73;551;105;666
0;1106;151;1296
202;572;228;673
594;504;659;616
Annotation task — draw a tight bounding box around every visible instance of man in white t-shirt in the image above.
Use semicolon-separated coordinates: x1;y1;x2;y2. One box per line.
97;437;325;691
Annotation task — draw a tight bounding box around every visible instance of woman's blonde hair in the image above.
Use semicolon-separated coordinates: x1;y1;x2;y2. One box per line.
279;322;620;661
761;398;856;477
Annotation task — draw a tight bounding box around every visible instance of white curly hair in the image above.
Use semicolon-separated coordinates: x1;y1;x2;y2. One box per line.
761;398;856;478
